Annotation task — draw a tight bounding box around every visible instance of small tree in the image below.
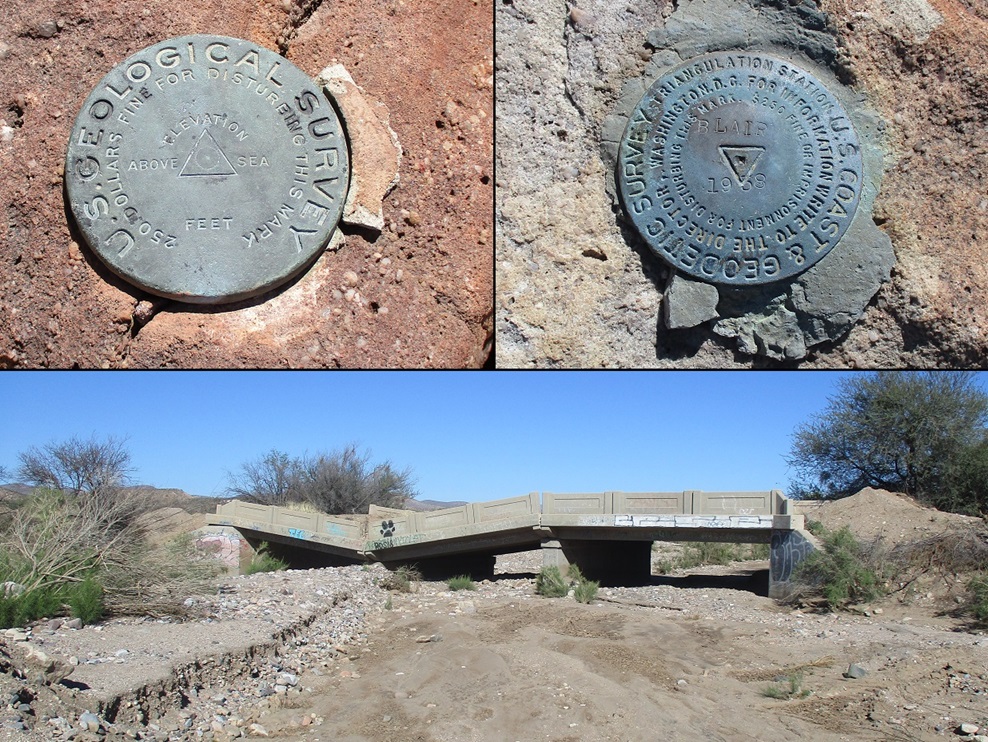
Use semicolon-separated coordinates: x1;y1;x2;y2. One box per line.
17;435;139;530
787;372;988;510
225;449;298;506
226;444;415;513
18;435;132;496
299;446;413;513
942;440;988;515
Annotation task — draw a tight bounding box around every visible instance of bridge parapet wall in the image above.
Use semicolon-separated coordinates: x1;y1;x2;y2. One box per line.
612;491;687;514
541;490;784;517
216;500;365;542
472;492;540;524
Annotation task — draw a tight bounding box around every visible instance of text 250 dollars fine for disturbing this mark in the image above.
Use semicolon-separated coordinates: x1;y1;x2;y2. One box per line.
65;35;349;304
618;51;863;286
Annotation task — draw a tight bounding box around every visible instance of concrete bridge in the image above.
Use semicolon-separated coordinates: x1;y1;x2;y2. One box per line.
210;490;817;598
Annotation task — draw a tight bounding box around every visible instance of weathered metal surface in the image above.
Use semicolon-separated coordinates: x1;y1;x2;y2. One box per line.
65;35;349;304
618;51;862;285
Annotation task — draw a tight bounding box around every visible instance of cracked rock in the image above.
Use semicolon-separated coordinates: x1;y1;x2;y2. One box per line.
317;65;402;234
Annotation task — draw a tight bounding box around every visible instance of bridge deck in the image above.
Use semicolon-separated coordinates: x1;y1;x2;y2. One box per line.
210;490;807;572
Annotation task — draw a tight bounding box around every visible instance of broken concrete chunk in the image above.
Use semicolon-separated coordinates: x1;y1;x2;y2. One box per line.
317;65;402;234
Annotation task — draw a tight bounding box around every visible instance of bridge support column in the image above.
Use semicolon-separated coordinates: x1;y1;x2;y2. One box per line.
542;539;652;586
769;529;816;599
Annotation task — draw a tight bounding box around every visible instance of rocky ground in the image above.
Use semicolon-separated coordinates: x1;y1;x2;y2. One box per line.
1;489;986;740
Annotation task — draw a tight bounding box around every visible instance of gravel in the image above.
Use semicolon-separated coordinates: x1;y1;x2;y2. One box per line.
0;563;393;741
1;545;986;741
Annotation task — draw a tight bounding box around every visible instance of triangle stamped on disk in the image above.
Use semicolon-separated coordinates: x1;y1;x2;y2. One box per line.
179;130;238;177
719;145;765;186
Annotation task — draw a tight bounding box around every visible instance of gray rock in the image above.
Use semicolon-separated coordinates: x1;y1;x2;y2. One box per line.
35;21;58;38
7;641;74;684
78;711;102;732
1;720;27;732
664;275;719;329
843;663;867;679
65;618;83;630
958;722;980;735
1;582;25;598
276;672;298;687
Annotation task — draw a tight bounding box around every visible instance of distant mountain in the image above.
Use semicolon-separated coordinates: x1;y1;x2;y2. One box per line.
0;482;224;514
0;483;464;514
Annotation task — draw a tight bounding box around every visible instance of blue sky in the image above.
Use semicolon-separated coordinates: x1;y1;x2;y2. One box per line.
0;372;976;501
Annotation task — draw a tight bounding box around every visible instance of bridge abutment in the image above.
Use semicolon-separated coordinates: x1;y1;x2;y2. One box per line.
769;529;818;599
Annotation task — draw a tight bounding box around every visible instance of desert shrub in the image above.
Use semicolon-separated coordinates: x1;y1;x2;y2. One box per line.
69;577;104;624
792;526;885;609
0;453;225;624
761;672;810;700
101;533;223;617
244;543;289;575
966;573;988;625
573;578;599;604
379;565;421;593
446;575;475;591
536;566;569;598
890;528;988;580
805;520;826;537
0;587;64;629
654;558;675;575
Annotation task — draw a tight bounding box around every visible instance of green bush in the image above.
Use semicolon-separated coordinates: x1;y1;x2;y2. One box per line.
793;526;885;609
446;575;475;591
536;566;569;598
244;543;289;575
967;572;988;625
0;587;65;629
762;672;810;700
573;578;599;604
70;577;104;624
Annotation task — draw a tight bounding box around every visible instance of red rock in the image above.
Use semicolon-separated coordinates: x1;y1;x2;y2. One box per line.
0;0;492;368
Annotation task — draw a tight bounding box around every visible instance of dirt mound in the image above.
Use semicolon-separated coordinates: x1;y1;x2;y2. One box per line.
795;488;982;544
135;507;209;547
